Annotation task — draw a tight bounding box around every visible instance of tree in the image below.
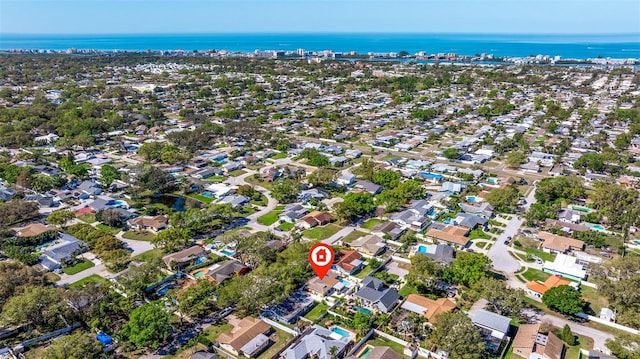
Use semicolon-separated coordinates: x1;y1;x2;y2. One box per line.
100;164;120;186
558;324;576;345
405;255;442;293
485;185;520;213
334;192;375;222
591;256;640;329
606;334;640;359
46;209;76;227
430;311;486;359
542;285;586;315
271;178;301;204
152;227;191;254
135;164;176;193
121;302;171;349
16;170;31;189
505;151;527;168
96;208;124;228
353;157;375;180
591;183;639;228
442;148;460;160
447;252;491;287
0;260;45;306
172;280;218;322
0;286;70;331
372;170;401;189
42;332;106;359
535;176;586;205
472;277;525;317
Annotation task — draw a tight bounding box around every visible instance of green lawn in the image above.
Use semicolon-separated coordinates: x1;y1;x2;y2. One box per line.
342;230;367;244
44;272;61;283
250;193;268;206
469;229;492;240
399;283;419;298
202;322;233;343
96;224;122;235
78;214;96;223
68;274;109;289
354;264;375;279
271;152;288;160
257;329;294;359
62;260;95;275
476;242;488;249
552;330;593;359
257;209;284;226
229;169;247;177
367;336;409;358
131;248;163;263
303;224;342;240
204;176;226;183
244;176;275;191
524;248;556;262
361;218;384;229
581;285;609;314
122;230;156;241
304;302;330;322
521;268;551;283
279;222;294;231
186;193;215;204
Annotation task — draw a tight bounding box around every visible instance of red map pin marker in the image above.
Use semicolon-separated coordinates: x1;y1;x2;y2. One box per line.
309;243;335;280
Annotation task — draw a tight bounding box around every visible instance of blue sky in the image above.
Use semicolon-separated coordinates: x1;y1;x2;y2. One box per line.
1;0;639;34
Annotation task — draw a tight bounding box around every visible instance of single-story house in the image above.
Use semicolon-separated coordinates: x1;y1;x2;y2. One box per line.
297;211;331;230
218;317;273;358
350;234;386;256
163;246;208;270
218;195;250;208
470;309;511;354
416;244;455;264
205;260;250;284
127;215;169;233
305;272;344;297
16;223;54;237
371;221;405;240
425;225;470;247
280;325;350;359
538;232;585;254
543;253;588;281
353;180;382;195
525;275;572;299
401;294;456;324
39;233;88;271
332;250;364;275
279;204;308;223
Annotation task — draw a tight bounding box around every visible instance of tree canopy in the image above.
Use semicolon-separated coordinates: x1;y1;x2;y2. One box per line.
542;285;586;315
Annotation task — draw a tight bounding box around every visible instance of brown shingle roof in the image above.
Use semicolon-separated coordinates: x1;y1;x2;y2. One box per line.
17;223;54;237
218;317;271;352
403;294;456;323
538;231;584;253
426;226;469;246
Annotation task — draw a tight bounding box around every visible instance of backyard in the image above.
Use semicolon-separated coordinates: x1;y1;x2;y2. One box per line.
520;268;551;283
186;193;215;204
366;336;409;358
96;224;121;235
304;302;330;322
341;230;367;243
257;329;293;359
303;224;342;240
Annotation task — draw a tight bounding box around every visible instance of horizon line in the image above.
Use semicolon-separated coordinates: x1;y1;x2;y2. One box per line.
2;31;640;36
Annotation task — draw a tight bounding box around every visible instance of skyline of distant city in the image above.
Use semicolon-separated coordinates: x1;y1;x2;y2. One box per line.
1;0;639;35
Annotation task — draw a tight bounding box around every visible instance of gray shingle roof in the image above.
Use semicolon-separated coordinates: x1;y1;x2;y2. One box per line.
471;309;511;334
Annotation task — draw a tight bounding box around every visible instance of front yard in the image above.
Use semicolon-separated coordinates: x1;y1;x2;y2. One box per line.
122;230;157;241
257;205;285;226
185;193;215;204
68;274;109;289
96;224;122;235
361;218;384;229
62;260;95;275
520;268;551;283
303;224;342;240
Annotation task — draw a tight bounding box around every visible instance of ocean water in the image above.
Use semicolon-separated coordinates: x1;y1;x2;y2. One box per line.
1;33;639;59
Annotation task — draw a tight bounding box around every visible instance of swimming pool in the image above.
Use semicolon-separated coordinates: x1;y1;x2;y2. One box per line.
355;307;371;315
193;270;207;278
586;223;606;231
194;257;207;265
487;178;498;184
114;200;128;208
571;205;594;213
417;245;428;253
443;218;452;224
339;278;352;287
220;249;235;256
331;327;351;338
466;196;479;203
358;347;373;358
202;192;215;198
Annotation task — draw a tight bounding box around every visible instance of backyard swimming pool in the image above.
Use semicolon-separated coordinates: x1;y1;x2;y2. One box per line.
586;223;606;232
339;278;352;287
220;248;235;256
466;196;481;203
418;245;428;253
571;205;594;213
355;307;371;315
202;192;215;198
359;347;373;358
114;200;128;208
331;327;351;338
194;257;207;265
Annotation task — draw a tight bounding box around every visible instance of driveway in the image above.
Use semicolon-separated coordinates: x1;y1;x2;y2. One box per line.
57;263;108;286
322;226;355;245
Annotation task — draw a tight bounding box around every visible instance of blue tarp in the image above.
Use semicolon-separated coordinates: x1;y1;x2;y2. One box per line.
96;332;112;345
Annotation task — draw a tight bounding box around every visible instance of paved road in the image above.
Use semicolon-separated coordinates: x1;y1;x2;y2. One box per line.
225;170;279;233
486;187;537;274
541;315;614;351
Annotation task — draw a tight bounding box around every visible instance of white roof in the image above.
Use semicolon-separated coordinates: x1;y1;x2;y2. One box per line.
544;253;587;279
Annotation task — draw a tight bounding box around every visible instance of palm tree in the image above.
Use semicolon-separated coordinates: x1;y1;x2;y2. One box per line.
329;345;339;359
